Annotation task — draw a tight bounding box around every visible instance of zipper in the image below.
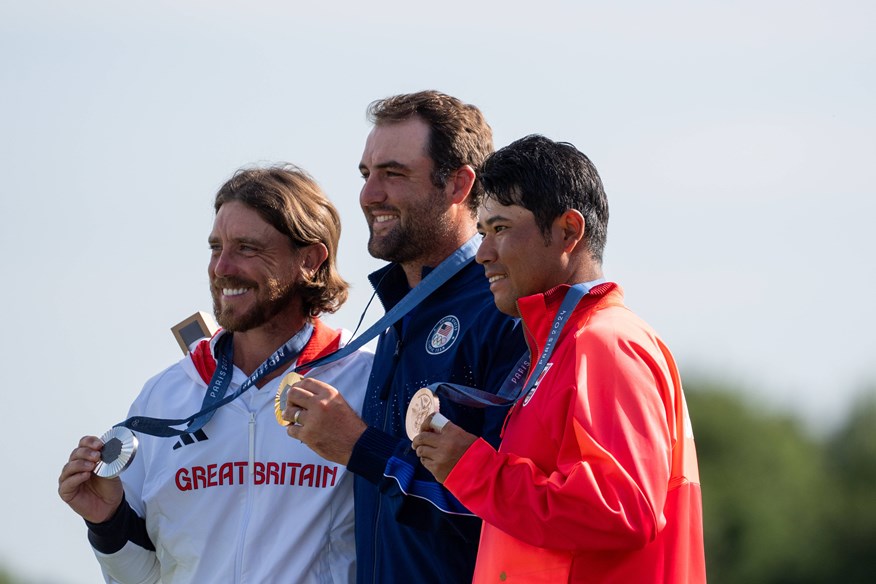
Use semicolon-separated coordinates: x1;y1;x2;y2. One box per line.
234;411;257;583
249;412;256;478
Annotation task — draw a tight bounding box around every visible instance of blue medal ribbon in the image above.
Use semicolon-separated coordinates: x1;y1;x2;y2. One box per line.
296;235;481;372
117;323;313;437
429;280;605;407
113;236;481;438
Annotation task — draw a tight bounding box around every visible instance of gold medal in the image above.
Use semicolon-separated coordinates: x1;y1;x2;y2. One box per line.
405;388;449;440
274;371;303;426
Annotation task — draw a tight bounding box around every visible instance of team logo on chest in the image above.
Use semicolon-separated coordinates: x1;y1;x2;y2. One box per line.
426;315;460;355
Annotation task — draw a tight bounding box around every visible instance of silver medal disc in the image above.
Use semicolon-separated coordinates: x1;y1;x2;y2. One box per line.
93;426;139;479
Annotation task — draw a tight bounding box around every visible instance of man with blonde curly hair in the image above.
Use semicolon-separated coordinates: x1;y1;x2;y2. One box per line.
59;165;374;583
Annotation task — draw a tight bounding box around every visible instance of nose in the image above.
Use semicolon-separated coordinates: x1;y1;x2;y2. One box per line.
210;247;237;279
359;175;386;208
475;235;494;266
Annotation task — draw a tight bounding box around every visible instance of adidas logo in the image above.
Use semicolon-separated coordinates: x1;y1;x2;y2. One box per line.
172;429;209;450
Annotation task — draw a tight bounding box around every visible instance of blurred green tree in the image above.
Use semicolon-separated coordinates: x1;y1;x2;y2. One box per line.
686;380;834;584
0;566;18;584
822;387;876;582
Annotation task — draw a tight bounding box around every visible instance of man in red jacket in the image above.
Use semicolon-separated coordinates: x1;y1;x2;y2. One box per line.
413;134;706;583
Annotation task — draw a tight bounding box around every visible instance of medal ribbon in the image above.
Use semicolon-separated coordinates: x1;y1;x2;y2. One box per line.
114;236;480;438
116;323;313;437
292;235;481;372
429;280;605;407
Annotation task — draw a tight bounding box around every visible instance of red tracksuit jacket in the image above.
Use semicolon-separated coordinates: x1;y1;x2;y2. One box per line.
445;283;706;583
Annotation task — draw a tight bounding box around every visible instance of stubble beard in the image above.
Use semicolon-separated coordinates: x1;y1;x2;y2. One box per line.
212;277;300;333
366;192;455;264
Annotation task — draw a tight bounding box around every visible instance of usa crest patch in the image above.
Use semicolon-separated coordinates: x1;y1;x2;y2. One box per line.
426;315;460;355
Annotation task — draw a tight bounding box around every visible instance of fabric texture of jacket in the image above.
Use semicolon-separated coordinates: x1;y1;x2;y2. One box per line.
444;283;706;583
88;318;374;584
347;249;528;584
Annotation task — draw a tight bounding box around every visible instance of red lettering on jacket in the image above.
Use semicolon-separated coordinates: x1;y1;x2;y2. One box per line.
174;461;341;491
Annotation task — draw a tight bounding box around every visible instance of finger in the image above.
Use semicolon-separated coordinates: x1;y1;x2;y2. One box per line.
419;412;439;433
60;467;92;484
292;377;327;396
414;442;434;459
59;461;93;487
282;406;305;425
78;435;104;450
411;431;437;450
58;475;86;501
69;445;102;464
286;385;316;408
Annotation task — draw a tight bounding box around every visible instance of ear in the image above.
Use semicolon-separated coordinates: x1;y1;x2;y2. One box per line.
446;165;476;206
298;243;329;277
557;209;586;253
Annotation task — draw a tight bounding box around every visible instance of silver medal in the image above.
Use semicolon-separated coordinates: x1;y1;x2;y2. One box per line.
93;426;139;479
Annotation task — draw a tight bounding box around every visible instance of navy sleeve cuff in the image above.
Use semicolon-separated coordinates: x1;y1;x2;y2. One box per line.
85;496;155;554
347;426;402;484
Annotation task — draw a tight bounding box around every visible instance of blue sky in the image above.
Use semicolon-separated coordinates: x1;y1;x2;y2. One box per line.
1;1;873;582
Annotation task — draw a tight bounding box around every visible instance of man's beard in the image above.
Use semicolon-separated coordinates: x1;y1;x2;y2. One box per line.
212;276;299;333
367;190;453;264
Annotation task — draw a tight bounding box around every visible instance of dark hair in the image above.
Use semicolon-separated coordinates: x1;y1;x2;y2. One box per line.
478;134;609;263
366;90;493;215
214;165;348;316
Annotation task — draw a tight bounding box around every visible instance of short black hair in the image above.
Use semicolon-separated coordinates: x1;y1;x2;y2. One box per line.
477;134;609;263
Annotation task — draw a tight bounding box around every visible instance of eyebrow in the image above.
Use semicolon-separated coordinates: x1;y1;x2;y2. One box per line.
359;160;410;173
476;214;511;230
207;234;264;246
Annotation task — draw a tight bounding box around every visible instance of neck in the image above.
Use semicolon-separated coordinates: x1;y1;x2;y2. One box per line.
565;255;603;287
400;228;474;288
230;315;310;382
573;267;604;285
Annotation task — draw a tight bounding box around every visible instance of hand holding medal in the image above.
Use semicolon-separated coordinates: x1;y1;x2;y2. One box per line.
93;426;139;479
405;388;449;440
275;371;304;426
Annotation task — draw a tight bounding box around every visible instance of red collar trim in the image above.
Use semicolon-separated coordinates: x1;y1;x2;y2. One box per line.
189;319;342;384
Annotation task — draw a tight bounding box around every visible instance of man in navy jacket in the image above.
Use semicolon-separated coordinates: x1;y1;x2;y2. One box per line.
285;91;527;583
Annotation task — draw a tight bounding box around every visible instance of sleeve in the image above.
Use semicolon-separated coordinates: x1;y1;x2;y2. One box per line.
88;371;171;583
350;309;528;526
350;427;474;518
444;325;676;552
87;497;160;584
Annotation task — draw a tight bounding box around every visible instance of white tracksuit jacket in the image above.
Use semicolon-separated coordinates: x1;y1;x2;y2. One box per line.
91;321;373;583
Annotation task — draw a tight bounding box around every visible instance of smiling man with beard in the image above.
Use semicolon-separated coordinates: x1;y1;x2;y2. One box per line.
59;165;374;584
282;91;528;584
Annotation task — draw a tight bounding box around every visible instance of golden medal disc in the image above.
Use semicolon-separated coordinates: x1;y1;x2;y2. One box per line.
405;387;449;440
274;371;304;426
93;426;139;479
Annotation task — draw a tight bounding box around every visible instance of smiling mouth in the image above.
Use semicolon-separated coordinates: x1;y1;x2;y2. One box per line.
222;287;249;296
488;275;505;284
